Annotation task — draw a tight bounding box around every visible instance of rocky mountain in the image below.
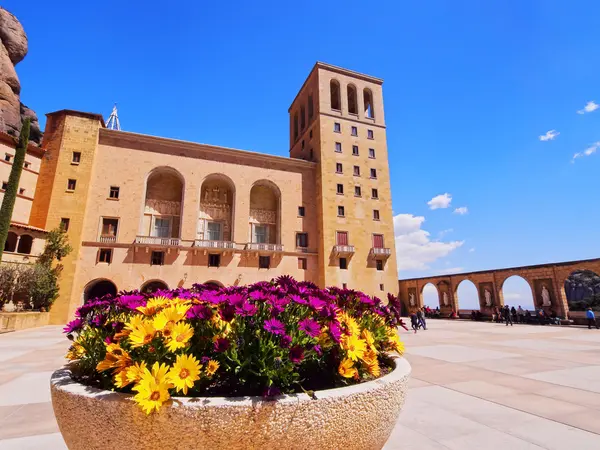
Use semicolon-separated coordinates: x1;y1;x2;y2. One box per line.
565;269;600;311
0;7;42;144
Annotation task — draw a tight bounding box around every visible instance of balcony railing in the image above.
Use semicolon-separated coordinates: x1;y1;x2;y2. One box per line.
135;236;180;247
98;235;116;244
245;243;284;252
370;247;391;258
333;244;355;255
194;240;235;250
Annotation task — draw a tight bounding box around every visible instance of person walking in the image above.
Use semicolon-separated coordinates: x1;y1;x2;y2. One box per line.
586;308;599;329
504;305;513;326
417;308;427;330
511;306;517;323
517;305;525;323
410;312;419;333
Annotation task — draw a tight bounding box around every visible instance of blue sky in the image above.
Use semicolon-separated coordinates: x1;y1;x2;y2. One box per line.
5;1;599;304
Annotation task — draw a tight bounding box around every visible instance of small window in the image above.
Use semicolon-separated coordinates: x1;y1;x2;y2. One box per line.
24;161;30;169
351;126;358;136
336;163;343;174
337;183;344;195
353;166;360;176
336;231;348;245
60;218;70;231
101;218;119;238
335;142;342;153
109;186;120;199
18;188;25;195
259;255;270;269
151;251;165;266
373;234;384;248
376;260;384;271
98;249;112;264
367;130;374;139
301;140;305;149
369;148;375;158
354;186;361;197
208;254;221;267
298;206;305;217
352;145;359;156
309;129;313;140
338;206;345;217
339;257;348;270
1;182;7;190
298;257;307;270
373;210;380;220
370;168;377;179
4;154;11;162
72;152;81;164
334;122;341;133
309;149;314;160
379;283;384;291
372;188;379;199
67;179;77;191
342;283;348;289
296;232;308;248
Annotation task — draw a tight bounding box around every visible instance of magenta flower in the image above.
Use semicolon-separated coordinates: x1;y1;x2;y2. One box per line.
280;334;292;348
299;318;321;338
329;321;342;343
290;294;308;305
219;305;236;322
263;386;281;398
308;296;326;311
63;318;84;334
187;304;213;320
214;338;230;353
264;318;286;335
289;346;304;364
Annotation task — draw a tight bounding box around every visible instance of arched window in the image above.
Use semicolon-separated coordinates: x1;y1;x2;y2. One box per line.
141;280;169;294
249;181;281;245
421;283;438;308
199;174;235;242
501;276;535;311
330;80;341;111
293;112;299;140
347;85;358;115
4;232;17;253
142;168;184;240
17;234;33;254
300;105;306;130
363;88;374;118
456;280;479;310
84;279;117;302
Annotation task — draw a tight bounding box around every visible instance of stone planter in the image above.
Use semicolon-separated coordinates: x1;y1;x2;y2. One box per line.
51;357;410;450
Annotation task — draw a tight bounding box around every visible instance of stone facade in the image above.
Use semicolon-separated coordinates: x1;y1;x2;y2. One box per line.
398;258;600;318
21;63;400;324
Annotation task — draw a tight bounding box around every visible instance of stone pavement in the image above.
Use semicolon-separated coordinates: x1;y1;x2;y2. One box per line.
1;321;600;449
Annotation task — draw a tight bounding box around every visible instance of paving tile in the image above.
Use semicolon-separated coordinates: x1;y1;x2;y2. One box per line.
525;366;600;393
507;417;600;450
407;344;520;363
384;423;450;450
0;402;59;440
439;427;545;450
0;372;54;407
0;432;66;450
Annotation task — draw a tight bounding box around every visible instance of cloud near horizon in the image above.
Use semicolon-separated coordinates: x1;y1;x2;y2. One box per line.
427;193;452;210
394;213;464;272
539;130;559;141
572;141;600;162
577;101;599;115
454;206;468;215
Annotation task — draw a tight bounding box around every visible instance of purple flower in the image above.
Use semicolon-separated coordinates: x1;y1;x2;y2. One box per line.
111;321;124;333
290;294;308;305
320;303;339;320
313;344;322;356
219;305;236;322
263;386;281;398
299;318;321;338
280;334;292;348
214;338;230;353
90;314;105;327
264;318;286;335
187;304;213;320
201;356;211;364
359;295;376;306
104;335;114;345
329;321;342;343
63;318;84;334
289;346;305;364
308;296;326;311
117;294;146;311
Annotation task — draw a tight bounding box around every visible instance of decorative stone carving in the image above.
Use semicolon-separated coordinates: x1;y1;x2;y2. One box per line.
478;282;495;307
145;199;181;216
249;208;276;224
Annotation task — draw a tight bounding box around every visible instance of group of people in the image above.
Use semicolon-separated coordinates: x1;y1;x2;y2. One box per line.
490;305;565;326
409;308;427;333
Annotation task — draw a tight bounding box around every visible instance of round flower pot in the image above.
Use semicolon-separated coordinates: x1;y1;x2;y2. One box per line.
51;357;410;450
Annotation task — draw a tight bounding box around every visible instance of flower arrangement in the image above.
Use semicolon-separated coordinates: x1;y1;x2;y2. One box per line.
64;276;405;414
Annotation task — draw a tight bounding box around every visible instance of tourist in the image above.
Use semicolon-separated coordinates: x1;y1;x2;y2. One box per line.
417;308;427;330
410;313;419;333
525;309;532;324
550;310;560;325
504;305;513;326
517;305;525;323
538;309;547;325
586;308;599;330
471;310;477;321
511;306;517;323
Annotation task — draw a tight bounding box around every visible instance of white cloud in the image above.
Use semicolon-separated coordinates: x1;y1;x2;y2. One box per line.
394;213;464;272
577;101;599;115
539;130;559;141
438;228;453;238
427;193;452;210
469;248;475;253
572;141;600;162
439;267;464;274
454;206;468;215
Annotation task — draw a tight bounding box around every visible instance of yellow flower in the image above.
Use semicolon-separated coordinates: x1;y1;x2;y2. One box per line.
126;361;148;384
114;368;132;388
365;358;381;377
136;297;170;316
153;305;189;339
168;354;201;395
361;329;377;352
66;342;85;360
205;359;219;377
341;335;367;361
387;329;404;355
132;365;171;415
338;312;360;336
338;358;358;378
96;343;132;372
166;322;194;352
128;320;156;348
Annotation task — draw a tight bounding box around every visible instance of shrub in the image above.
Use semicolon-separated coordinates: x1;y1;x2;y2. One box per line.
64;276;406;414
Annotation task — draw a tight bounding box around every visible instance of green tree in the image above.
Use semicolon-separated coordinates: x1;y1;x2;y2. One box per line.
33;227;72;310
0;119;30;261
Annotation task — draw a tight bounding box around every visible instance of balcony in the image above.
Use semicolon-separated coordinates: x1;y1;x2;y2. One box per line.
245;243;284;254
134;236;181;252
98;235;116;244
333;245;355;255
370;247;391;259
194;240;235;254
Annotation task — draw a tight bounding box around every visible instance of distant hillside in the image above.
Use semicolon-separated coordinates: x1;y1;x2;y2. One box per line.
565;270;600;311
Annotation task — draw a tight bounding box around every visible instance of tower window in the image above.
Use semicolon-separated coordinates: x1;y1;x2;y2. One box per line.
369;148;376;158
351;126;358;136
380;283;384;291
300;105;306;130
339;258;348;270
373;210;380;220
298;257;307;270
370;168;377;179
259;256;271;269
337;184;344;195
18;188;25;195
376;260;384;271
352;145;359;156
309;129;313;139
293;113;299;140
298;206;305;217
335;142;342;153
109;186;120;199
353;166;360;176
354;186;361;197
72;152;81;164
336;163;343;174
336;231;348;245
1;182;7;190
4;153;11;162
24;161;30;169
301;140;305;149
208;254;221;267
308;95;314;119
334;122;341;133
372;188;379;199
67;179;77;191
296;233;308;248
151;251;165;266
347;85;358;115
60;218;70;231
367;130;374;139
330;80;341;110
364;89;374;119
338;206;345;217
98;249;113;264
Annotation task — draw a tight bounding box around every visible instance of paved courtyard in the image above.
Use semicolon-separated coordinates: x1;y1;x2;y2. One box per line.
1;321;600;449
